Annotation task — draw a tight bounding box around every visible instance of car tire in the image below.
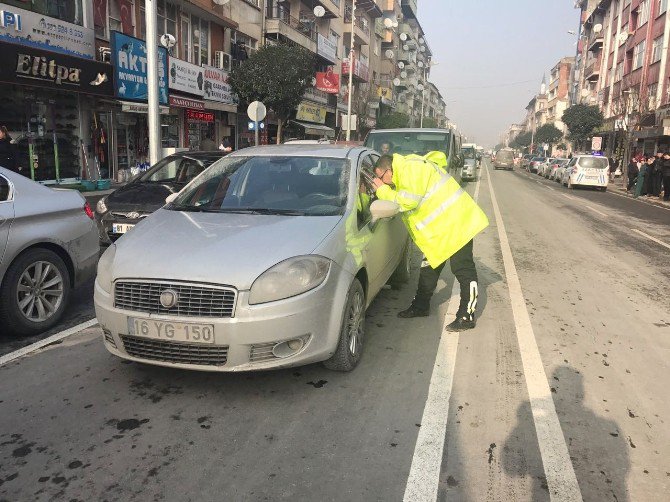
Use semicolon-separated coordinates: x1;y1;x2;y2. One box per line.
390;241;412;288
0;248;71;337
324;279;365;372
568;179;574;189
600;187;607;192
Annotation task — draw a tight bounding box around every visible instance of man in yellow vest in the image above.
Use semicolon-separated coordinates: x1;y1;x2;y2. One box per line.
372;153;489;331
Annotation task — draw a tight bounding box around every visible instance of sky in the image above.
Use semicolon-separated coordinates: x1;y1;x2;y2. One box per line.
418;0;581;147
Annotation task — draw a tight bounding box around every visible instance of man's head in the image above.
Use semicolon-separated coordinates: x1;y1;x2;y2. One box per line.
380;142;392;155
647;156;655;164
374;155;394;185
657;151;664;158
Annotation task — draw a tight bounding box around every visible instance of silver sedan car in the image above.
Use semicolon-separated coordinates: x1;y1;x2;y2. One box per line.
94;146;411;372
0;168;99;335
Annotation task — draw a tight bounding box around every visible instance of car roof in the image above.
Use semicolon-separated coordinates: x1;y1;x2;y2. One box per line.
368;128;451;134
228;144;367;158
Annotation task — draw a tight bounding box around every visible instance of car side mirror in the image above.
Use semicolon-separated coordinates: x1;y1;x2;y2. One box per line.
370;200;400;224
165;193;179;205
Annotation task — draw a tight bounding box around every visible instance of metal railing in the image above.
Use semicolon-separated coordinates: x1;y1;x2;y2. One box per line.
266;6;318;42
344;9;371;37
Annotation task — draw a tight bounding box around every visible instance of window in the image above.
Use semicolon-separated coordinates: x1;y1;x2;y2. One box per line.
637;0;650;26
633;40;646;70
652;35;664;63
3;0;83;26
139;1;176;54
648;82;658;109
660;0;669;15
357;155;378;228
330;30;340;57
0;175;10;202
96;0;135;40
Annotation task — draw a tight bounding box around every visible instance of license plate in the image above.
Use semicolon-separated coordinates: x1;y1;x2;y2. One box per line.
127;318;215;344
112;223;135;234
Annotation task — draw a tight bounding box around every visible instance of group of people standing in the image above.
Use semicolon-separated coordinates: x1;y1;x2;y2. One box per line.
626;151;670;200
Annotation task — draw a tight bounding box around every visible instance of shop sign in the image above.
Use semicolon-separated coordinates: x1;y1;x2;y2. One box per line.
591;136;602;151
0;41;113;96
202;65;237;105
186;109;214;122
377;87;392;100
120;101;169;114
0;3;95;59
317;34;337;64
169;57;204;97
111;31;168;105
296;102;327;124
341;55;369;82
170;95;204;110
315;69;340;94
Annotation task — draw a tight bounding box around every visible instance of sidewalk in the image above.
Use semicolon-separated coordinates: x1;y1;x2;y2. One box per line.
607;180;670;209
81;182;126;198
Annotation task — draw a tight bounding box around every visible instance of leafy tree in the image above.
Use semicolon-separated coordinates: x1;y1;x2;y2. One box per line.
229;44;316;143
510;131;532;149
377;112;410;129
561;104;604;149
534;124;563;145
422;117;439;128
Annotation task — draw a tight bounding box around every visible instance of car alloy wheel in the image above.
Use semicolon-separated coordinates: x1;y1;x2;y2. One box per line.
324;279;365;372
347;289;364;356
16;260;65;322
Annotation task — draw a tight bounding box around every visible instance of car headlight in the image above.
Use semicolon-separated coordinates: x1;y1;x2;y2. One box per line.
96;244;116;294
96;197;108;214
249;256;331;305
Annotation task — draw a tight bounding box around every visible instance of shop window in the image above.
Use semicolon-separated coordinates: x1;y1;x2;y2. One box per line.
3;0;83;26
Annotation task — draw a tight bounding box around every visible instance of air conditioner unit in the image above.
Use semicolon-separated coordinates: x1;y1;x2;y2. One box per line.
214;51;232;71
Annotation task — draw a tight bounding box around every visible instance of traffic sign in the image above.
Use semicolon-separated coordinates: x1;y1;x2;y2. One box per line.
247;101;267;122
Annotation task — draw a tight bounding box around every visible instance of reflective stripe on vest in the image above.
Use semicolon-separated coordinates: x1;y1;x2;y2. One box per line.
397;190;423;203
415;187;466;231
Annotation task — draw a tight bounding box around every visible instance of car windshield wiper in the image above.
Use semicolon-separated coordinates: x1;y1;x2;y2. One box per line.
170;204;206;212
217;207;306;216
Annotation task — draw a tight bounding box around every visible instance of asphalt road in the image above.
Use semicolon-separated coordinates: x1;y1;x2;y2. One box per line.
0;160;668;501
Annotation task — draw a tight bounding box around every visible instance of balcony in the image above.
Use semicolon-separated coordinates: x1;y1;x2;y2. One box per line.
342;57;370;82
585;58;601;81
401;0;418;19
588;33;604;52
344;9;371;46
357;0;383;18
301;0;341;19
265;6;317;52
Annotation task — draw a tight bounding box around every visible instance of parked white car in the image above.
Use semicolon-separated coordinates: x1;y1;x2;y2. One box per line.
562;155;609;191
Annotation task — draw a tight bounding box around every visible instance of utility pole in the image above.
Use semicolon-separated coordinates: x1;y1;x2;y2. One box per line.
345;0;356;141
145;0;161;165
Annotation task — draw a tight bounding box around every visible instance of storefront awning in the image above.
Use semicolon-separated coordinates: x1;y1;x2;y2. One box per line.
290;121;335;138
204;101;238;113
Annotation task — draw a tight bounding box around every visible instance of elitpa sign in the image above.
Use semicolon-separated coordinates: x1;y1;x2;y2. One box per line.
16;53;80;85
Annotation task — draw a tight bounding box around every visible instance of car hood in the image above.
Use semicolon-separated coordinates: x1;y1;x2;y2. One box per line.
105;181;183;213
112;209;343;290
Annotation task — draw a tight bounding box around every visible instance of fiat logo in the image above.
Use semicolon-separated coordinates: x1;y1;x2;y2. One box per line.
159;289;179;309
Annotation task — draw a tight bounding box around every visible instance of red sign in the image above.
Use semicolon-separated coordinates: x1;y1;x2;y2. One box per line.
93;0;107;29
316;69;340;94
341;55;369;82
186;109;214;122
119;0;134;35
170;95;205;109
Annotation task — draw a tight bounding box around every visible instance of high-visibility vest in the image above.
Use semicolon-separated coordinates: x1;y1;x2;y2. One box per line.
376;153;489;267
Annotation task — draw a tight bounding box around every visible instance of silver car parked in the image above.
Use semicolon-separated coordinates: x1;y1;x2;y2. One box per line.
94;146;411;372
0;168;99;335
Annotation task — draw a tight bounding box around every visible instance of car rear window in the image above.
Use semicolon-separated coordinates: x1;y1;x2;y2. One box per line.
365;131;450;156
577;157;608;169
497;151;514;161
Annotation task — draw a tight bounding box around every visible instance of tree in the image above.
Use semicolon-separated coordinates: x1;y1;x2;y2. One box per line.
534;124;564;145
510;131;532;149
561;104;604;149
377;112;409;129
421;117;439;128
229;44;316;143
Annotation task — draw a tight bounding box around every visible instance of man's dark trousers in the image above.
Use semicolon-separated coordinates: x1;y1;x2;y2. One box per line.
412;240;478;317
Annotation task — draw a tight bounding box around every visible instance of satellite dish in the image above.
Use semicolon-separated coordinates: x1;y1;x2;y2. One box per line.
400;33;408;41
417;84;425;91
160;33;176;48
593;23;603;34
313;5;326;17
397;61;405;69
420;46;426;52
618;32;629;43
419;37;425;45
400;71;408;79
403;44;409;51
384;18;393;28
392;20;398;28
417;61;424;68
385;49;394;59
393;78;401;86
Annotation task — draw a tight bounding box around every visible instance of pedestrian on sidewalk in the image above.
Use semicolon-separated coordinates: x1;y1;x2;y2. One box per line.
663;152;670;201
608;156;618;182
634;157;648;198
627;157;639;192
650;152;664;197
199;134;217;151
371;153;489;331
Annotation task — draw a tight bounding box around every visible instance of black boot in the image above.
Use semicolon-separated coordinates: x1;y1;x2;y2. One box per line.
446;314;476;332
398;305;429;318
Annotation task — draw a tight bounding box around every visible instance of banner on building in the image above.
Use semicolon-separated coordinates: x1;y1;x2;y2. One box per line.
297;102;327;124
170;95;204;110
316;70;340;94
0;3;95;59
111;31;168;104
0;41;113;96
202;65;238;105
93;0;107;31
317;34;337;64
119;0;134;35
169;57;205;97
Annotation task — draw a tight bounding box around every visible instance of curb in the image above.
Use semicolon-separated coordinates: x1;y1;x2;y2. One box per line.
607;184;670;209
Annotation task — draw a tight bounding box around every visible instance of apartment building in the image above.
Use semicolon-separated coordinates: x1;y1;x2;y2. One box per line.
547;57;575;133
574;0;670;158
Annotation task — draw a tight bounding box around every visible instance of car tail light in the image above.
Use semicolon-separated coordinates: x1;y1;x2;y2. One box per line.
84;201;95;220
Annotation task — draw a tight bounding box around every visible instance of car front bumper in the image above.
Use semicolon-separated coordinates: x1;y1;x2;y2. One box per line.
94;264;353;372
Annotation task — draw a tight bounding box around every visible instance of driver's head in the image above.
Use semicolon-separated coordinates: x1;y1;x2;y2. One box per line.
380;142;392;155
374;155;394;185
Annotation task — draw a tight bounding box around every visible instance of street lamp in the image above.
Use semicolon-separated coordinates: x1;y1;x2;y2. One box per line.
420;60;438;128
346;0;356;141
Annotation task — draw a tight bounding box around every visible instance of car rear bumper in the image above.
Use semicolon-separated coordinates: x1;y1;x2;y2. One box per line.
94;265;353;372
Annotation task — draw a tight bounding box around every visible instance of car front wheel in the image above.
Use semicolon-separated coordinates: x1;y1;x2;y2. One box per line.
324;279;365;372
0;248;71;336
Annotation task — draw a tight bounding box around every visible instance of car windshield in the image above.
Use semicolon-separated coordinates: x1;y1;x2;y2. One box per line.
365;131;450;156
462;147;477;159
139;154;222;183
497;151;514;159
577;157;608;169
170;156;349;216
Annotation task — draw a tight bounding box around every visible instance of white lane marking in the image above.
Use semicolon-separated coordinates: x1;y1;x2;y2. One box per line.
0;318;98;367
632;229;670;251
584;205;607;217
562;193;577;201
403;175;482;502
484;165;583;501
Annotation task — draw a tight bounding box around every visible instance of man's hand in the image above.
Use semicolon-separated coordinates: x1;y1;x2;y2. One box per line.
372;177;385;189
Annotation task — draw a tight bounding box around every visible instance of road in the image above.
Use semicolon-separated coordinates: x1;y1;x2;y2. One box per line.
1;160;668;501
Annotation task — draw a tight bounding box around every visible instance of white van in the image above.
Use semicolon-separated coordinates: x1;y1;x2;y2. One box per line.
564;155;609;191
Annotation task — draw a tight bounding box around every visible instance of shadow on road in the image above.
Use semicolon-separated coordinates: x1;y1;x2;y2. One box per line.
502;365;630;501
